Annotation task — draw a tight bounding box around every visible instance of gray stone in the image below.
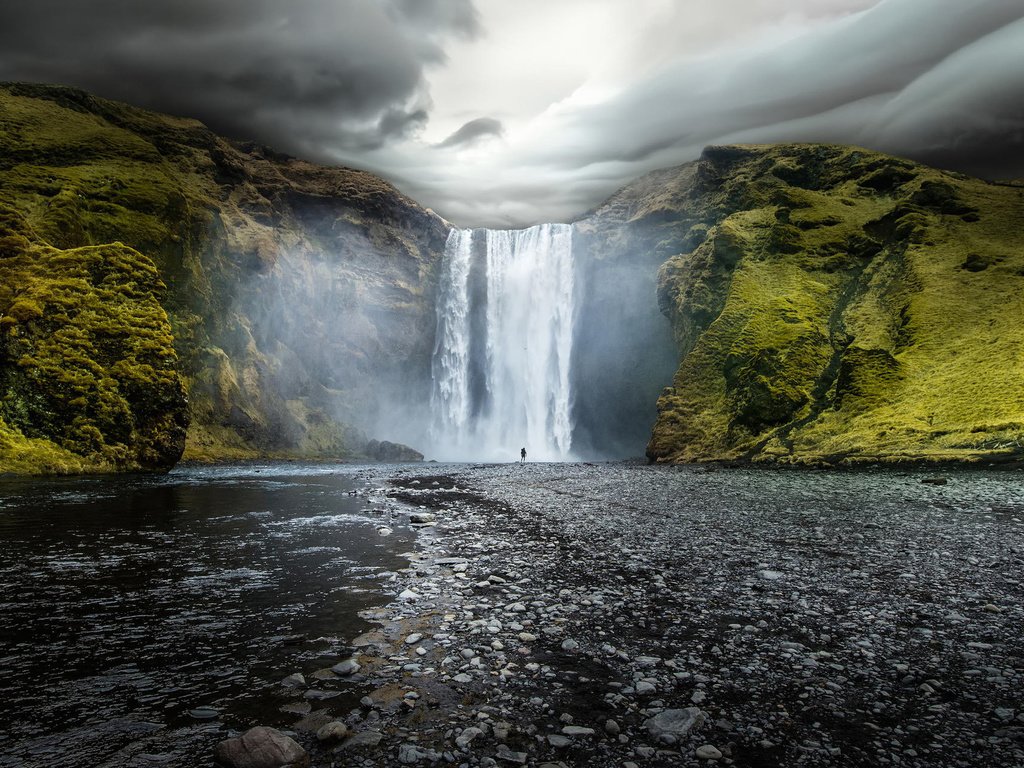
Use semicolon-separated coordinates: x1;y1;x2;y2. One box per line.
280;673;305;688
496;744;528;764
456;726;484;749
340;731;383;750
332;659;360;676
561;725;596;737
696;744;723;760
214;726;308;768
644;708;705;744
398;743;427;764
316;722;348;742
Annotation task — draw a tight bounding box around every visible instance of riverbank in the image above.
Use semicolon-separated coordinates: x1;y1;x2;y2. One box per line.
290;462;1024;768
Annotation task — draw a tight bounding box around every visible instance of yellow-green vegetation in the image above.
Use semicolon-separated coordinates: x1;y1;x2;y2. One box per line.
0;83;446;472
645;144;1024;465
0;199;187;473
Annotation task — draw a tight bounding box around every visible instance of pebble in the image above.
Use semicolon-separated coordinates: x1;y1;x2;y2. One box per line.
303;463;1024;768
332;659;360;676
561;726;596;737
696;744;723;760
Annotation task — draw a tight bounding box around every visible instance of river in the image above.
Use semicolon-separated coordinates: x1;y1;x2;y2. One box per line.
0;463;414;766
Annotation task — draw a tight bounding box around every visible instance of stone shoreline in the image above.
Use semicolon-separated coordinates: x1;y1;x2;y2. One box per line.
240;462;1024;768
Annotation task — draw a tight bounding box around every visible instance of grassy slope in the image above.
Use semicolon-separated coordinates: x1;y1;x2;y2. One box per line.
647;144;1024;465
0;83;444;472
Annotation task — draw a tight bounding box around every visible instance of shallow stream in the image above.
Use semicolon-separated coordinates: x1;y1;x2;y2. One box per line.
0;463;413;766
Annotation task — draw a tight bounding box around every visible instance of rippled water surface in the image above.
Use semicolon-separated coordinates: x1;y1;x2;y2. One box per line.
0;464;412;766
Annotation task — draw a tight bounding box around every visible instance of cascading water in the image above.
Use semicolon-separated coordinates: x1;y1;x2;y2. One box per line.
430;223;575;461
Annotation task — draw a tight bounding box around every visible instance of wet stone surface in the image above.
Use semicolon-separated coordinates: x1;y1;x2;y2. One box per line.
311;462;1024;768
3;462;1023;767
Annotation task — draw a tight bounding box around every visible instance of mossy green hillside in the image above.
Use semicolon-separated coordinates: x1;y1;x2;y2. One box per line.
0;83;447;470
0;202;187;472
642;144;1024;465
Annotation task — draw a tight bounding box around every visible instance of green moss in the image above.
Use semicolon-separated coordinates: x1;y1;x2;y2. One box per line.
0;216;187;473
0;84;445;469
646;143;1024;465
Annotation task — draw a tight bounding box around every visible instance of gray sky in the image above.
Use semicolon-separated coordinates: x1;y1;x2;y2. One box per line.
1;0;1021;226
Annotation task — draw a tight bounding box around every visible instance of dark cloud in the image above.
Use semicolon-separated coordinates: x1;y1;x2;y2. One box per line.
424;0;1024;225
0;0;478;157
435;117;504;149
0;0;1021;227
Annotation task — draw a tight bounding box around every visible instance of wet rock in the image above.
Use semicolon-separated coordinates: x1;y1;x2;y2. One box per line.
561;725;596;738
455;726;484;749
645;708;705;744
496;744;528;764
339;731;383;751
213;726;308;768
398;743;427;763
280;673;305;688
332;659;360;676
696;744;723;760
315;722;348;742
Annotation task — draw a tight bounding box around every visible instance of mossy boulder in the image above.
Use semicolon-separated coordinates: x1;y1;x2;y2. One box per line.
0;208;186;472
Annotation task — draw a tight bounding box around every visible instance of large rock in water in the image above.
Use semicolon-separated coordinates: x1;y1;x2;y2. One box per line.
0;83;448;472
584;143;1024;465
214;726;308;768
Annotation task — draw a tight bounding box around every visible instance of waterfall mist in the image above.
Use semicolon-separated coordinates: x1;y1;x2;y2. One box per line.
430;224;576;461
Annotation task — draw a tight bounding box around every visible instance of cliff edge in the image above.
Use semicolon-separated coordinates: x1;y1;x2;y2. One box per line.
633;144;1024;465
0;83;446;472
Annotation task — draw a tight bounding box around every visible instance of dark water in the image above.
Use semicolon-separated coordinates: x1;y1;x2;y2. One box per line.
0;464;413;766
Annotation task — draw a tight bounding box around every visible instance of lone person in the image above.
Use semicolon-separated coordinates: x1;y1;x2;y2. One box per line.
520;447;527;464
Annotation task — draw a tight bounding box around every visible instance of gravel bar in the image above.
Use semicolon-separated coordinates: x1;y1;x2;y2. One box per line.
289;462;1024;768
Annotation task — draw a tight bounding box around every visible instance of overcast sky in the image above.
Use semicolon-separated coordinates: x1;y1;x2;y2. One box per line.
1;0;1021;226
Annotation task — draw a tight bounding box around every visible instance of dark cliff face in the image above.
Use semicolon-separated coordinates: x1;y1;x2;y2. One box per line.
619;144;1024;465
571;167;698;458
0;83;448;471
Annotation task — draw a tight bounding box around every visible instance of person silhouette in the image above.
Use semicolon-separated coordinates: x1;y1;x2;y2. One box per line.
520;447;527;464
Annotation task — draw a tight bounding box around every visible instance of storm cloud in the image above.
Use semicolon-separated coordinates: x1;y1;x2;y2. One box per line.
0;0;1021;226
435;117;504;149
0;0;479;155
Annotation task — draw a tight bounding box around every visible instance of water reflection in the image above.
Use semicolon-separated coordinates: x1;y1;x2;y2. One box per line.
0;464;411;765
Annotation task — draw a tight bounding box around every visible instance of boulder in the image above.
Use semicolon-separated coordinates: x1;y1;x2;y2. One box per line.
214;726;308;768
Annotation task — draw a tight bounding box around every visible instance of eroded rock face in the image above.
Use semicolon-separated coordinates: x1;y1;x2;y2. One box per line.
213;726;308;768
0;83;448;471
588;142;1024;465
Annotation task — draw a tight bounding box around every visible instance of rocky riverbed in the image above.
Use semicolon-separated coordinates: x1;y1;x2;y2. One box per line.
258;462;1024;768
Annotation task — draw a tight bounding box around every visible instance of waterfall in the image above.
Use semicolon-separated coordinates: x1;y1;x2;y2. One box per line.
429;223;575;461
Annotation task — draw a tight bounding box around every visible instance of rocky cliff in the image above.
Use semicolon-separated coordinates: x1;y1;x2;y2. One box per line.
593;144;1024;465
3;83;1022;471
0;83;446;472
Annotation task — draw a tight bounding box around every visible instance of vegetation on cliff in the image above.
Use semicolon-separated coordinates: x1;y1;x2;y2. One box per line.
0;203;186;472
0;83;445;472
633;144;1024;465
